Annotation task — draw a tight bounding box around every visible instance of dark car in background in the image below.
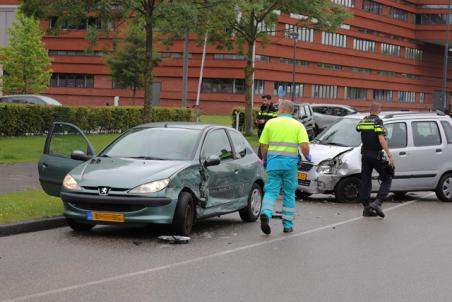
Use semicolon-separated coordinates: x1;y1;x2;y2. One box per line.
0;94;62;106
311;104;357;133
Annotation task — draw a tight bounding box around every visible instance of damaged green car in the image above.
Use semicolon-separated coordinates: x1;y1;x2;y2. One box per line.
38;122;264;235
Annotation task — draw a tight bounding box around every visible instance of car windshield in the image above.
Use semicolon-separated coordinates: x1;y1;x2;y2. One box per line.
314;118;362;147
100;127;201;160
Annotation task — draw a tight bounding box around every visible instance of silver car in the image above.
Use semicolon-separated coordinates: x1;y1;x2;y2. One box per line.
297;111;452;203
311;104;357;134
0;94;62;106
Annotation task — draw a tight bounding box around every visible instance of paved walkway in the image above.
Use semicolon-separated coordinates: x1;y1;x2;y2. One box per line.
0;163;40;194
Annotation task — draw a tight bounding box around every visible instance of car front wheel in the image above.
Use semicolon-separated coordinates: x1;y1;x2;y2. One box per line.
436;173;452;202
66;218;95;232
172;192;195;235
335;177;361;203
239;183;263;222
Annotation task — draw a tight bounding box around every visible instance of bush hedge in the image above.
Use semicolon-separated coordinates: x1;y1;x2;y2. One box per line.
0;104;197;136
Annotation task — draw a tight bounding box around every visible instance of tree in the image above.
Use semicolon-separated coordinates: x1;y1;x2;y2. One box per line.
207;0;349;135
20;0;212;122
0;11;52;94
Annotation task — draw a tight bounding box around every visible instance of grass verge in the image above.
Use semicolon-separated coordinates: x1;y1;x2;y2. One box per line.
0;189;63;224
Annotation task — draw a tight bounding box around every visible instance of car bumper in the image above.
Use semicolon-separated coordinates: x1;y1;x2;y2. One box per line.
297;162;339;194
61;192;176;225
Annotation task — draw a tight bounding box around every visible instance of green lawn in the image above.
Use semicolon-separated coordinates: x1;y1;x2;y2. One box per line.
0;189;63;224
0;115;259;164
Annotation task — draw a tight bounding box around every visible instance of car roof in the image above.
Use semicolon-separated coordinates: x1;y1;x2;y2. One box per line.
344;111;451;121
0;94;62;105
311;103;356;110
134;122;233;131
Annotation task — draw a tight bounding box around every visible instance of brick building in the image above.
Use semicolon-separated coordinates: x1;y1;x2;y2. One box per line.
1;0;452;113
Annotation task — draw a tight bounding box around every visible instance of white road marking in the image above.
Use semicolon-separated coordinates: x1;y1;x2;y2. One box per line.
2;194;433;302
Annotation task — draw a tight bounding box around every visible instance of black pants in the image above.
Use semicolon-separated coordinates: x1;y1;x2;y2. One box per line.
359;154;392;206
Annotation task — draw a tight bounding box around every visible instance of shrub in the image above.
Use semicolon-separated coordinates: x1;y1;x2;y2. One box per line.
0;104;197;136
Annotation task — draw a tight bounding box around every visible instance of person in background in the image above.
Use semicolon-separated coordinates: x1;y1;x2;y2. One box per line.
259;99;311;234
356;102;395;218
256;95;277;159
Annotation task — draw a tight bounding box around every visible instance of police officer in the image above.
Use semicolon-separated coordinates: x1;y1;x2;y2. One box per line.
356;102;394;218
259;99;311;234
256;95;277;138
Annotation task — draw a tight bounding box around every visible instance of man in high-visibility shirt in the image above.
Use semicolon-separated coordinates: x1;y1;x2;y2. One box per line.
259;99;311;234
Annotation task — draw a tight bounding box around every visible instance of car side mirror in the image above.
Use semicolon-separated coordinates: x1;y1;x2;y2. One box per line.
71;150;92;161
204;155;221;167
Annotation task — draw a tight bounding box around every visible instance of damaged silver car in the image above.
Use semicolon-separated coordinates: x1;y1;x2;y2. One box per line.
297;111;452;203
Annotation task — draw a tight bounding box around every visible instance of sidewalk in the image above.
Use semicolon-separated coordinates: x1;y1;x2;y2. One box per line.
0;163;40;193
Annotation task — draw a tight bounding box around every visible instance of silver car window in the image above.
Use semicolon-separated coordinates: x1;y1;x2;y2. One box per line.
441;121;452;144
412;121;441;147
385;122;407;148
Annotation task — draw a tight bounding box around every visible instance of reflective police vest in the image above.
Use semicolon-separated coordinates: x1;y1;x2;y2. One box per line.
260;115;308;158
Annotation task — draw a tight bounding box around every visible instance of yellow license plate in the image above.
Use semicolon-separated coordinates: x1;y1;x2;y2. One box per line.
89;212;125;223
298;172;307;181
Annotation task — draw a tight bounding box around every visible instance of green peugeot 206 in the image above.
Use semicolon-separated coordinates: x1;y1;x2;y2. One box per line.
38;122;264;236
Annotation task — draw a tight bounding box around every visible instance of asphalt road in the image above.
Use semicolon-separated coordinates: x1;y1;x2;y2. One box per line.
0;164;40;193
1;192;451;302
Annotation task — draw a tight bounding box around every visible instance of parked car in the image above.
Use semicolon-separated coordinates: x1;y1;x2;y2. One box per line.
38;122;264;235
293;102;316;140
297;111;452;203
0;94;62;106
311;104;357;133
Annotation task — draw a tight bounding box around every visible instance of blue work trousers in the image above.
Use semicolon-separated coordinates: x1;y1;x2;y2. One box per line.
261;168;298;229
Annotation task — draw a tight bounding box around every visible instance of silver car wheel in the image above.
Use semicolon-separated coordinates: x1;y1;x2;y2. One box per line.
442;176;452;198
250;188;262;216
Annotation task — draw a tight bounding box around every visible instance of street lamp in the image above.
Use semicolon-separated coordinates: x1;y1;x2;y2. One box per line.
442;0;452;113
290;31;297;102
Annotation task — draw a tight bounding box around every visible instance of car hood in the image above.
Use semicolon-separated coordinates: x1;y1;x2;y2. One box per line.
309;143;356;164
71;157;192;188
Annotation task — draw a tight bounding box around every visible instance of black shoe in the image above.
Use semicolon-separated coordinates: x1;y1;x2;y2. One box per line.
369;200;385;218
283;227;293;233
260;214;271;235
363;206;377;217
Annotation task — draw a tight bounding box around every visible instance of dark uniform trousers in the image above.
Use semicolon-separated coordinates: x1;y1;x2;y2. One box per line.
359;150;392;206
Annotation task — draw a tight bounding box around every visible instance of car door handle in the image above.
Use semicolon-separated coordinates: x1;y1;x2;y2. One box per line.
436;149;442;153
41;163;48;169
233;169;239;174
399;152;406;156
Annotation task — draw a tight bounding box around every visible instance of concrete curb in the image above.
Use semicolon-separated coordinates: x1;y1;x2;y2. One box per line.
0;216;67;237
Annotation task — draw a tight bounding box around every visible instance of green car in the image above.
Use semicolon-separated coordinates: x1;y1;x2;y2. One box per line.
38;122;264;235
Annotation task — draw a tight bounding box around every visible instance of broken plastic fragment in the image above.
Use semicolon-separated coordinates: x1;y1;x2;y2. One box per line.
157;235;191;244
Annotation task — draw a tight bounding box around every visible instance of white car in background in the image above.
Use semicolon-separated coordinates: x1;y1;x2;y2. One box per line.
0;94;62;106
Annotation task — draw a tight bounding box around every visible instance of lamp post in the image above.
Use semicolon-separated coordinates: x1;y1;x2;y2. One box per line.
442;0;452;113
290;31;297;102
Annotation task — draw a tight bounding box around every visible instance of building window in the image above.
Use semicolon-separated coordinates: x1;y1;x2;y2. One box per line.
398;91;416;103
389;7;408;21
381;43;400;57
378;70;397;77
332;0;355;7
416;14;452;25
353;38;375;52
405;48;423;60
362;0;384;15
312;85;338;99
321;32;347;48
274;82;304;97
317;63;342;70
50;73;94;88
279;58;309;66
213;54;245;60
346;87;368;100
254;80;265;95
258;21;276;36
255;55;271;63
400;73;419;79
374;89;393;101
202;78;244;94
349;67;372;74
49;16;107;30
160;52;192;59
285;24;314;42
48;50;103;57
420;92;425;104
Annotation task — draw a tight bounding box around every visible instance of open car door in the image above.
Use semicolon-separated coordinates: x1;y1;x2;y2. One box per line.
38;122;95;197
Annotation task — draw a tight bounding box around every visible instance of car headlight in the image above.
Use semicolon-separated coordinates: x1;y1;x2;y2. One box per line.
63;174;81;191
317;160;335;174
129;179;170;194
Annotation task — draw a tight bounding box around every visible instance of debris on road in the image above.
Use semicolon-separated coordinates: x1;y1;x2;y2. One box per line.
158;235;191;244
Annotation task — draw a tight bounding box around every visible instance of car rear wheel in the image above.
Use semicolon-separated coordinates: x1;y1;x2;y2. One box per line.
393;191;408;200
295;189;311;200
239;183;262;222
66;218;95;232
172;192;195;235
335;177;361;203
436;173;452;202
